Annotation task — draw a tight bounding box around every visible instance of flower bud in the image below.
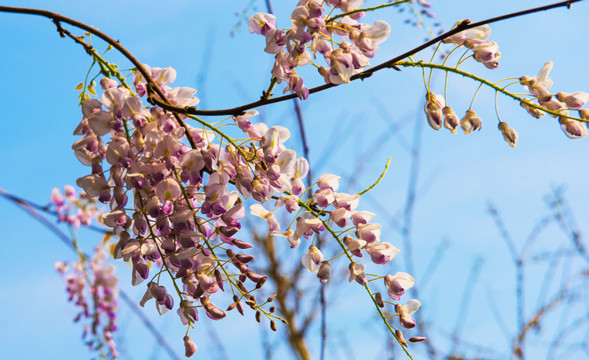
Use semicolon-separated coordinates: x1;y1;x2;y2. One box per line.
424;92;445;130
183;336;197;358
442;106;460;133
395;329;408;347
375;292;384;308
498;122;518;147
409;336;427;343
520;101;545;119
301;245;324;273
317;261;331;284
559;117;587;139
460;109;482;134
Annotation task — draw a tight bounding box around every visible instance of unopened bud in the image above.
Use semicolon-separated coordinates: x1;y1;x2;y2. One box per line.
236;253;255;263
183;336;197;358
559;117;588;139
255;310;262;323
236;301;244;316
460;109;482;134
375;292;384;308
498;121;518;147
409;336;427;343
317;261;331;284
256;276;268;289
520;101;545;119
442;106;460;134
267;294;277;303
424;92;445;131
395;329;408;347
270;320;277;332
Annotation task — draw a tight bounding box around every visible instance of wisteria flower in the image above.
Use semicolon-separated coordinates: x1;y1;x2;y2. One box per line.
248;13;277;35
301;245;324;273
366;242;399;265
385;272;415;300
395;299;421;329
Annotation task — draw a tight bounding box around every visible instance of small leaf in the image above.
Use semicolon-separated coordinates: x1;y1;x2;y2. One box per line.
74;82;84;90
88;86;97;96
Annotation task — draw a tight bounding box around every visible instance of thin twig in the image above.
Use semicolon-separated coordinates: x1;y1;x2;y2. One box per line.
449;257;484;356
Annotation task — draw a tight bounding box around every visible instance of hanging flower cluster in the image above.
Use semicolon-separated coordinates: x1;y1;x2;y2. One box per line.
248;0;391;99
442;22;501;69
520;61;589;139
422;23;504;139
50;185;101;228
55;245;119;359
71;63;419;356
419;22;589;147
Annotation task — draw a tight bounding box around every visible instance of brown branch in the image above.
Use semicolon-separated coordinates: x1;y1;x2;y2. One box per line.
488;202;526;357
254;231;313;360
513;286;570;358
0;1;583;116
0;5;200;150
129;0;584;116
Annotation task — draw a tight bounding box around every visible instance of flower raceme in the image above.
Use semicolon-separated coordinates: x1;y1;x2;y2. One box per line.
71;64;420;356
424;31;589;145
56;245;119;359
248;0;391;98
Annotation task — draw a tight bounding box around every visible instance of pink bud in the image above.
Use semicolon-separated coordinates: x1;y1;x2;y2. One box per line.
183;336;197;357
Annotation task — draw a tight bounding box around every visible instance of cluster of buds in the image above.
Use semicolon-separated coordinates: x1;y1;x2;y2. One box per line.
429;27;589;145
55;245;119;359
424;92;487;136
71;63;417;356
425;91;520;147
50;185;101;228
520;61;589;139
248;0;391;99
443;22;501;69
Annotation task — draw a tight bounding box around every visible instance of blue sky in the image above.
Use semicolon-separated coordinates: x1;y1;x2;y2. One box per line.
1;1;588;359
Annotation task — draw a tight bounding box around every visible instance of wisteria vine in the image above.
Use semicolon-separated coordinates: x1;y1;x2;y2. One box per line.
1;0;587;359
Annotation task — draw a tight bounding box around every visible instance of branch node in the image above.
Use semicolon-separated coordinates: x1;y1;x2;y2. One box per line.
52;19;66;38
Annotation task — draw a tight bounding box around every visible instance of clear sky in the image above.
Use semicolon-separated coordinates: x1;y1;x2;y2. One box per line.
0;1;588;359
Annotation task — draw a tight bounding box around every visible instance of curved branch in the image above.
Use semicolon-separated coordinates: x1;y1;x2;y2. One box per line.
0;0;584;116
146;0;586;115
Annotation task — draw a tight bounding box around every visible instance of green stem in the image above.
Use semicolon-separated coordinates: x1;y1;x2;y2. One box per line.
358;158;390;196
295;198;414;358
263;76;278;100
396;60;587;123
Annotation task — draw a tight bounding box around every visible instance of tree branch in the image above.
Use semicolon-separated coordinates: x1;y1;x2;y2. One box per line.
0;0;584;116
